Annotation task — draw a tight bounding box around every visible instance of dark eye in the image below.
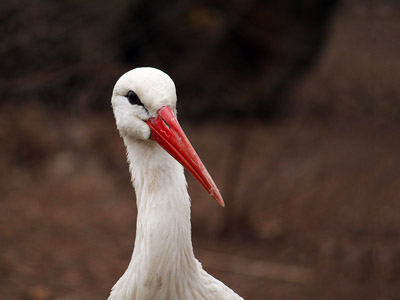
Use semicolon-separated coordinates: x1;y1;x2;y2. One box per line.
126;90;144;106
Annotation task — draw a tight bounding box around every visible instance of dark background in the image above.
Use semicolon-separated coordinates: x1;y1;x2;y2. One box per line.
1;0;400;299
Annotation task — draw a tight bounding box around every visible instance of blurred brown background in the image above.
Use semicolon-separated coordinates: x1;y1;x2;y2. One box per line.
1;0;400;299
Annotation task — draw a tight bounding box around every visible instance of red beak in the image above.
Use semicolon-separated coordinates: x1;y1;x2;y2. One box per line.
146;106;225;207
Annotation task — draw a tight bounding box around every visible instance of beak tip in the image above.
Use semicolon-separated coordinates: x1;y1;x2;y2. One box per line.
209;187;224;207
214;192;225;208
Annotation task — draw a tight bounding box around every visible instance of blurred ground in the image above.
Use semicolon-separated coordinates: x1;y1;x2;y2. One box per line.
1;1;400;300
1;111;400;300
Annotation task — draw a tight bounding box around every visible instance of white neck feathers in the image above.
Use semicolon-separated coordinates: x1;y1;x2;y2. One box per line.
108;139;243;300
109;139;199;299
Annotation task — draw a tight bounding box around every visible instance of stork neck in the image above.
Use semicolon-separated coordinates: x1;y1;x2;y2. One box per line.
126;138;192;219
109;139;242;300
126;138;196;273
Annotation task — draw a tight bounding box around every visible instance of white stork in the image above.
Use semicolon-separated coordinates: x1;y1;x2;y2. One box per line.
108;67;243;300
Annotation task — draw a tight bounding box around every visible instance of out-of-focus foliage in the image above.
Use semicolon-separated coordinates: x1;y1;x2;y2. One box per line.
118;0;338;119
1;0;338;119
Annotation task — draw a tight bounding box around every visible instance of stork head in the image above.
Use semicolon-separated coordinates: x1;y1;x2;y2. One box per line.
111;67;224;207
111;67;177;140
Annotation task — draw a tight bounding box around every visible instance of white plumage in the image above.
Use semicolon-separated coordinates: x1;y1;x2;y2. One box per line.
108;68;243;300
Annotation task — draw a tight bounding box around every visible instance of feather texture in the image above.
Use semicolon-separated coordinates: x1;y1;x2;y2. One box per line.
108;140;243;300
